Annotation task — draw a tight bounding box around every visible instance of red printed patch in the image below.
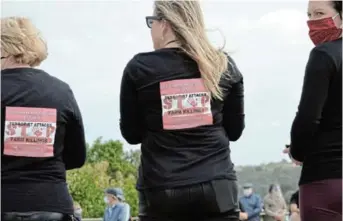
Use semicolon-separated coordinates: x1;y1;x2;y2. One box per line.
160;78;213;130
4;107;57;158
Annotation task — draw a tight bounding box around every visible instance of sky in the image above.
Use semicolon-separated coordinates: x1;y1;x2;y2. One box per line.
2;0;314;166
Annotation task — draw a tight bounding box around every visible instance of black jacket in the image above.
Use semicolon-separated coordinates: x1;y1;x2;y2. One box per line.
1;68;86;213
120;48;245;189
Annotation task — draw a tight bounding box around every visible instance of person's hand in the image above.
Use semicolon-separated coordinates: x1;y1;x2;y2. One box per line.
239;212;248;220
283;147;302;166
274;215;282;221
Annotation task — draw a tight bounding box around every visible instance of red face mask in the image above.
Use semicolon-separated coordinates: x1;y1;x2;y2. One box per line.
307;14;342;46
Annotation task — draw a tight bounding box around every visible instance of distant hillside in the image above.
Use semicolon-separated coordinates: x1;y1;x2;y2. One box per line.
236;159;301;203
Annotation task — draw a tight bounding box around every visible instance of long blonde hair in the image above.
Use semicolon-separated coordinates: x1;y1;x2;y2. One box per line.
154;0;229;100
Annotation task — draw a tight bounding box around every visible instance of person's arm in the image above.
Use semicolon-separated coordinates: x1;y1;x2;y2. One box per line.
117;205;128;221
290;48;335;162
119;61;143;145
122;203;130;221
289;192;300;213
222;57;245;141
239;201;246;213
247;195;262;219
63;87;86;170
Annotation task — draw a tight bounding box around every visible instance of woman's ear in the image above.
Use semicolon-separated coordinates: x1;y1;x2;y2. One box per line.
161;20;168;38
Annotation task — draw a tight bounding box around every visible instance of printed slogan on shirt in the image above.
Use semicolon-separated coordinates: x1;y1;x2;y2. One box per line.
160;78;213;130
4;107;57;157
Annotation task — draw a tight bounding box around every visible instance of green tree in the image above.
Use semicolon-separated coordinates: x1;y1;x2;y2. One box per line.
87;137;136;178
67;161;111;218
68;138;140;217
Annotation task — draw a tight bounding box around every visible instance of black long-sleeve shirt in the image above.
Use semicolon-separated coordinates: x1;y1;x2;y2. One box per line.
120;48;244;190
290;38;342;185
1;68;86;214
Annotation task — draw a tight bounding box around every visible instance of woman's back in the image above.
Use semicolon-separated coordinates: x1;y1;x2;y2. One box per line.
120;48;244;190
120;1;245;220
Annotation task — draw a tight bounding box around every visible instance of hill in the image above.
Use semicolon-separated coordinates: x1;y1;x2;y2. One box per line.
236;159;301;202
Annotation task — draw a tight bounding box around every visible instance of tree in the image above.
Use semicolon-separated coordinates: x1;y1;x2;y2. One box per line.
87;137;136;178
67;161;111;218
68;138;139;218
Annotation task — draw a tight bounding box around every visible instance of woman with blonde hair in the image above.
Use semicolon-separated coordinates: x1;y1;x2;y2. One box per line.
120;1;245;221
1;17;86;221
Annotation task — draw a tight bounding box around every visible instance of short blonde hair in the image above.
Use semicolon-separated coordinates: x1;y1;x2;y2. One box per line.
1;17;48;67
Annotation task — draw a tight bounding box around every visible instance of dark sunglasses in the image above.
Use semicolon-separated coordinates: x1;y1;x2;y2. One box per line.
145;16;162;28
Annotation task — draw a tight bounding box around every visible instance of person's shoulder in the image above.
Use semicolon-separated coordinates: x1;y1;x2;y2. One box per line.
252;194;262;201
39;69;71;89
224;53;243;83
117;202;126;209
312;38;342;58
126;49;170;67
123;51;157;76
253;193;261;198
315;38;341;50
263;194;270;200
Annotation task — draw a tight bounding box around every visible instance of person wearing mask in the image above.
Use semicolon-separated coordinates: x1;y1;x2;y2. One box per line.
263;184;287;221
119;1;245;220
284;1;342;220
1;17;86;221
113;188;131;221
289;191;300;221
239;183;262;221
103;188;127;221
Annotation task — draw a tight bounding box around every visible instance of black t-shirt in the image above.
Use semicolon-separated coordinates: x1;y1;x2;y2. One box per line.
290;38;342;185
1;68;86;213
119;48;245;190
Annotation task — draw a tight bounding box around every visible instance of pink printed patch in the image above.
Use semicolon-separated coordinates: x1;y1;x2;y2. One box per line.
4;107;57;158
160;78;213;130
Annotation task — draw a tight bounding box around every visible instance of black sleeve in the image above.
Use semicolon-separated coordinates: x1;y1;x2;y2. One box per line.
290;191;299;205
222;57;245;141
119;61;143;145
290;48;335;161
239;201;245;212
63;88;86;170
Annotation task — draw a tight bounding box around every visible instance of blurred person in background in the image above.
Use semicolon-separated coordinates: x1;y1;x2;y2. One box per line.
103;188;127;221
284;1;342;221
113;188;131;221
119;1;245;220
1;17;86;221
74;202;83;221
263;184;287;221
239;183;262;221
289;191;300;221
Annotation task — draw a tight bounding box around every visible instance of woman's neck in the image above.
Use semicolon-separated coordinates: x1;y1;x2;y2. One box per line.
2;63;31;70
162;38;180;48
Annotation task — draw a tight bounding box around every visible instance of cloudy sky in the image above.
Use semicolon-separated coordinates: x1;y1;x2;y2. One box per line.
2;0;313;165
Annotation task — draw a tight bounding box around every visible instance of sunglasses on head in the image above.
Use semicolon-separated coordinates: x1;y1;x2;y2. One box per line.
145;16;162;28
